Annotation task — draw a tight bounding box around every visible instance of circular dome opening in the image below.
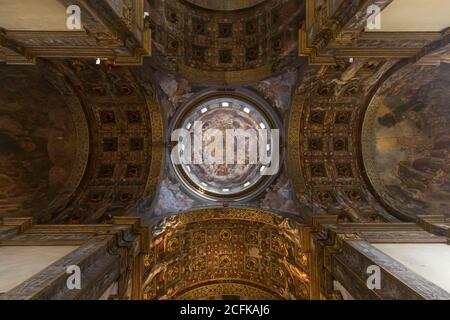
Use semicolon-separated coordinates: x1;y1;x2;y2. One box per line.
170;90;282;202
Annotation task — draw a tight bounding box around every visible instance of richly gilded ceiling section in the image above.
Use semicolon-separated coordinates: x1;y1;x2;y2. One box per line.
0;60;164;224
143;208;310;300
0;0;151;65
362;62;450;220
147;0;303;82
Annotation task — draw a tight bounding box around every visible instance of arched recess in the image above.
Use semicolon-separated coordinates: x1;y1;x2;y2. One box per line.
143;207;310;300
361;62;450;220
0;59;164;224
0;61;89;223
182;0;268;11
358;30;450;221
53;60;165;224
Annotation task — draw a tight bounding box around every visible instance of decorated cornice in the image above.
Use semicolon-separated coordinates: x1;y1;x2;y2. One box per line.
0;0;151;65
299;0;449;65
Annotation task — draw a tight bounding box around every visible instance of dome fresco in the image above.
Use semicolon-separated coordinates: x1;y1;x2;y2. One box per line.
170;94;281;202
362;63;450;219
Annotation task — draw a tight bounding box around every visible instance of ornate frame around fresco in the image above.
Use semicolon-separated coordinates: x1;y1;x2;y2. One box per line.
289;9;450;222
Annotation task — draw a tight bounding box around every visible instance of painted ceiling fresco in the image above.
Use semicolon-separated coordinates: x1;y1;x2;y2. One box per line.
363;63;450;219
0;65;82;221
185;106;261;191
148;0;303;81
0;60;164;224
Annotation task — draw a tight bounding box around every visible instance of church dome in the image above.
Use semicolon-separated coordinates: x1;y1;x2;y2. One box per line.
170;89;282;202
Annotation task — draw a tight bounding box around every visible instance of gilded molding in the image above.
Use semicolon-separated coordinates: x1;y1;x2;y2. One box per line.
176;281;280;300
287;92;308;197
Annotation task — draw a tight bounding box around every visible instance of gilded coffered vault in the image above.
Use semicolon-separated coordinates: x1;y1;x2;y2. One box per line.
0;0;450;302
143;208;310;300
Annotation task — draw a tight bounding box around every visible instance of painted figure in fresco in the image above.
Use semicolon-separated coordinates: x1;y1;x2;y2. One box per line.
0;68;77;221
277;217;303;248
152;214;183;238
373;64;450;216
143;261;170;288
